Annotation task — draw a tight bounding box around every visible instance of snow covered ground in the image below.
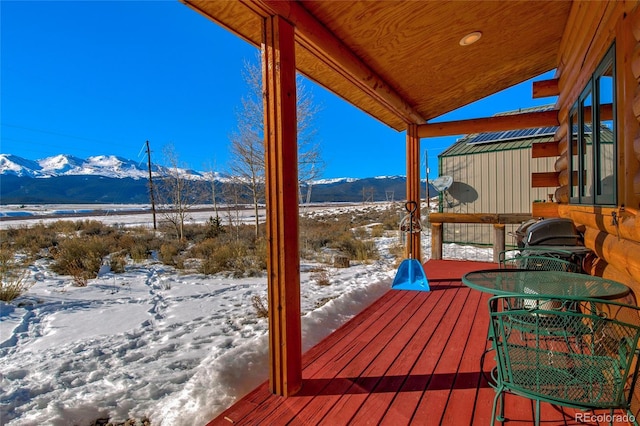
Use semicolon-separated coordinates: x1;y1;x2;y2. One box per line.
0;203;493;425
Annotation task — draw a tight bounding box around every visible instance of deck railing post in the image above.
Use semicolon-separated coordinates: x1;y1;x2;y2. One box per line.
431;223;443;260
493;224;506;263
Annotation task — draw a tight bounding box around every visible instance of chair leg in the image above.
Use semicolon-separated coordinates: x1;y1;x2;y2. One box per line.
491;387;505;425
609;408;613;426
534;399;540;426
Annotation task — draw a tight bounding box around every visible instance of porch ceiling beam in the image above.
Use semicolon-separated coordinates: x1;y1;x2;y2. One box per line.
417;109;559;138
246;0;426;125
532;78;560;98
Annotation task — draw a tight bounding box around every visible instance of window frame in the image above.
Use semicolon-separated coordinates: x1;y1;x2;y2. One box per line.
568;44;617;206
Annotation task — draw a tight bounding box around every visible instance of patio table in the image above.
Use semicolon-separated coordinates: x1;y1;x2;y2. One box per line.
462;268;629;300
463;268;631;386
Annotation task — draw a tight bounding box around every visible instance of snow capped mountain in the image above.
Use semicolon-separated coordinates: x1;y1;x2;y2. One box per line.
0;154;43;177
310;177;359;185
1;154;402;184
0;154;428;204
38;154;85;175
0;154;205;180
76;155;150;179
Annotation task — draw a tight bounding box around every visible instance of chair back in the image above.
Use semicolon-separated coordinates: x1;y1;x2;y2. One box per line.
500;254;581;273
489;295;640;410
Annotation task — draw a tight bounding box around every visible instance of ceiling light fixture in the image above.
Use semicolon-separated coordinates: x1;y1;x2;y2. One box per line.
459;31;482;46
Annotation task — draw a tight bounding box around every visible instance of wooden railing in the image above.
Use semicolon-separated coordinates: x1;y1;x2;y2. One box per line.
428;213;533;262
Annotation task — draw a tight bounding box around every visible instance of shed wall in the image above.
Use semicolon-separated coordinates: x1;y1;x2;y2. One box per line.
438;145;556;246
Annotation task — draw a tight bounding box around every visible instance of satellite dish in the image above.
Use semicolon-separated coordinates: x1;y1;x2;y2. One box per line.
431;175;453;192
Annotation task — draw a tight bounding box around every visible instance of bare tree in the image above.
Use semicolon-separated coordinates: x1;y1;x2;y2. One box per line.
156;144;200;240
203;161;221;220
228;55;324;237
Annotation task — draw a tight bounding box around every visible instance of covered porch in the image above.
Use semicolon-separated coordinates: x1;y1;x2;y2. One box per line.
181;0;640;421
208;260;633;425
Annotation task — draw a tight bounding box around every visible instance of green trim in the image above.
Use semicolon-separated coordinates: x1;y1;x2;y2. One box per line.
439;136;553;157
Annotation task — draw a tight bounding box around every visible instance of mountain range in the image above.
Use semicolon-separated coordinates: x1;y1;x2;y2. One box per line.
0;154;433;204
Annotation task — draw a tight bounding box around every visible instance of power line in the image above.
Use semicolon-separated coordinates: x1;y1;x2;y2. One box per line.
2;123;124;146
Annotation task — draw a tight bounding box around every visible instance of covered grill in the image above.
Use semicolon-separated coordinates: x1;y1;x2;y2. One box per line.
517;218;591;272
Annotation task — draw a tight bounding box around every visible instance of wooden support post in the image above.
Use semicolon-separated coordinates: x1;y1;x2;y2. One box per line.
262;15;302;397
406;124;422;261
493;224;506;263
431;223;443;260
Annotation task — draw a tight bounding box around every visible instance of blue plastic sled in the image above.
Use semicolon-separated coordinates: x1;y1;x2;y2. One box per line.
391;258;430;292
392;200;430;292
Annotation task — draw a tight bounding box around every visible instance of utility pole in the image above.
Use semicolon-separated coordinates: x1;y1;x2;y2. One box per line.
146;140;157;230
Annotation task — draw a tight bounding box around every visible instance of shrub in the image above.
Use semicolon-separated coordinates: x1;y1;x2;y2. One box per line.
109;253;127;273
353;226;368;239
78;220;114;236
199;241;246;276
205;216;224;238
370;224;384;238
51;236;109;281
331;232;378;262
159;241;186;269
4;223;59;258
0;249;32;301
252;295;268;318
0;267;31;301
126;230;162;262
311;268;331;286
129;243;150;262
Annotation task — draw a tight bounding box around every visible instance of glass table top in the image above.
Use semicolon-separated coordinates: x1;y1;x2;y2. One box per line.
462;269;630;300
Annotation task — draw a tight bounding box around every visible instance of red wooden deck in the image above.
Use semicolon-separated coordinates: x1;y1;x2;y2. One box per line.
208;260;633;425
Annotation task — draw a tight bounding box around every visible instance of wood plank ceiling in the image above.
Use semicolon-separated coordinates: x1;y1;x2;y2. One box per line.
183;0;572;132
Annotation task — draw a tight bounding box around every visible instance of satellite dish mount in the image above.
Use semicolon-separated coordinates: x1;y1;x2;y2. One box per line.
431;175;454;209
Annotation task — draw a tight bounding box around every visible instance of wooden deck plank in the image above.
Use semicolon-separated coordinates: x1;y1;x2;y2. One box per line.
439;289;493;425
318;289;449;424
364;285;471;425
206;260;634;426
240;290;420;424
289;291;430;424
365;284;465;426
410;288;483;424
208;289;411;425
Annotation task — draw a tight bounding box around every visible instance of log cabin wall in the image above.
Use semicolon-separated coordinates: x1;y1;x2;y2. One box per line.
552;1;640;296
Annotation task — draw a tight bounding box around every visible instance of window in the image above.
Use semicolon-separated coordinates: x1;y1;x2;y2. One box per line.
568;44;616;205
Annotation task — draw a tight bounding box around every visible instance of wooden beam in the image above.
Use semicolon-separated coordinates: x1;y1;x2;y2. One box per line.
532;171;560;187
249;0;426;126
428;213;533;224
417;109;559;138
531;202;560;218
532;140;560;158
532;78;560;98
406;124;421;261
262;15;302;397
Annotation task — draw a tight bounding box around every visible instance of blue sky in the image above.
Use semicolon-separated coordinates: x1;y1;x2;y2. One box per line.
1;1;555;180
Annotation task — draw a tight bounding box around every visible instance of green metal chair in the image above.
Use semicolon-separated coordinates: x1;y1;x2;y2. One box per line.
488;295;640;426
